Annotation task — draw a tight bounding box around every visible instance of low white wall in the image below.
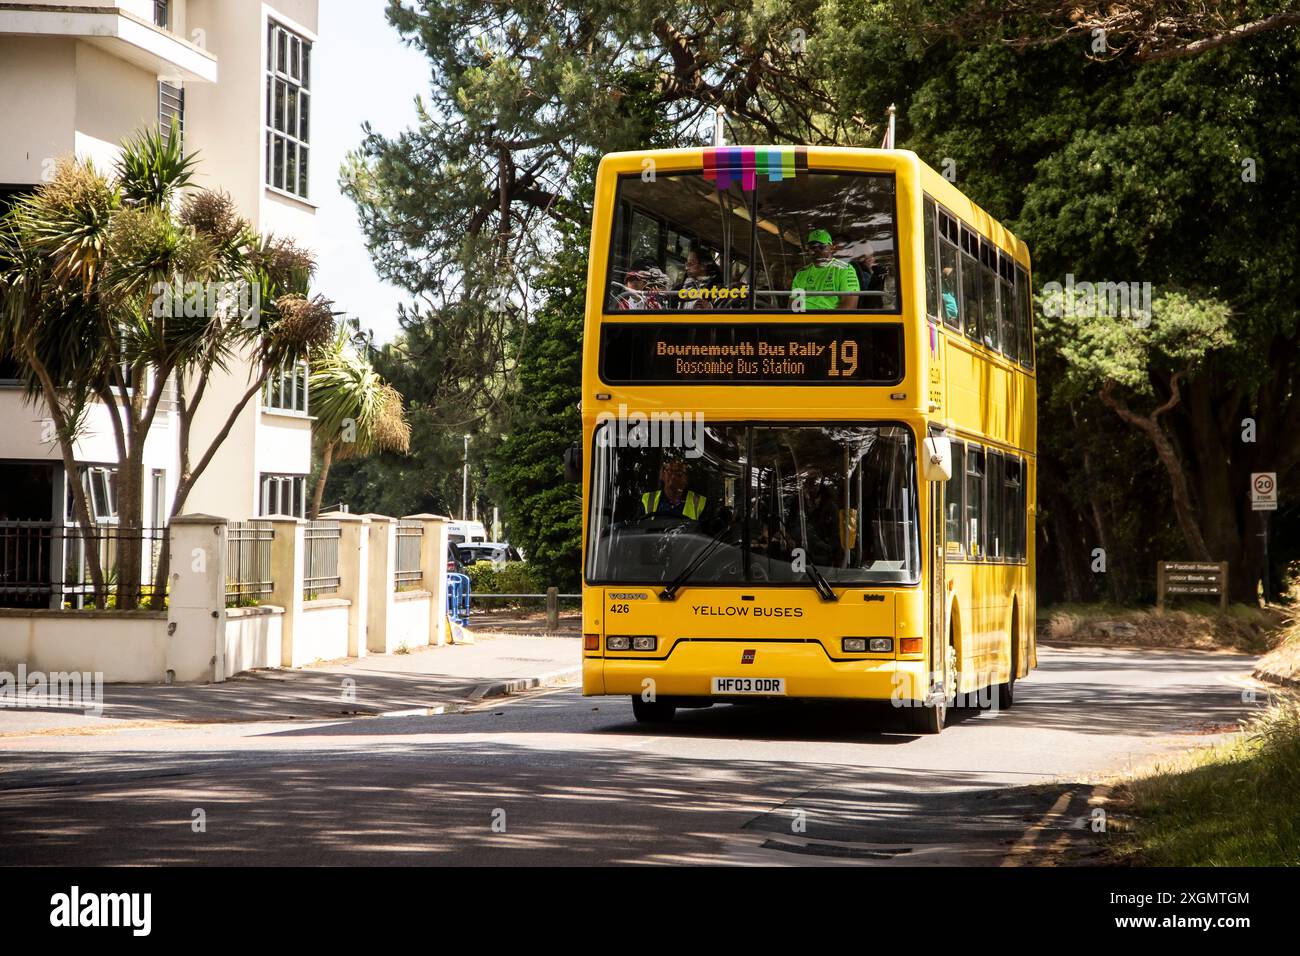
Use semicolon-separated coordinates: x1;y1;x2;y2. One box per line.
223;605;284;677
388;590;432;653
292;598;351;666
0;609;170;683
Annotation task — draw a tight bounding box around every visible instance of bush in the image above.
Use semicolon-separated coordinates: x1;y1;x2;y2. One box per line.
464;561;545;595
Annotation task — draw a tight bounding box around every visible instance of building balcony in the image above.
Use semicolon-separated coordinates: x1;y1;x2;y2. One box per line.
0;2;217;82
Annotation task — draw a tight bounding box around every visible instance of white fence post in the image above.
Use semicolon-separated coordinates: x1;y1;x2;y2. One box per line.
364;515;396;653
323;512;370;659
266;516;305;668
166;514;228;683
406;513;451;646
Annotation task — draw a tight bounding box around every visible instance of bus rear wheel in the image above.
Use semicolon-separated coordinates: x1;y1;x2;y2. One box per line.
996;613;1018;710
631;696;677;724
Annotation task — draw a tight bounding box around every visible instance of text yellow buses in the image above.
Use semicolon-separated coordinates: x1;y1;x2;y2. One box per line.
577;145;1035;733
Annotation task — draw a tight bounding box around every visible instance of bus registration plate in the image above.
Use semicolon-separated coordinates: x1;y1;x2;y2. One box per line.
711;677;786;696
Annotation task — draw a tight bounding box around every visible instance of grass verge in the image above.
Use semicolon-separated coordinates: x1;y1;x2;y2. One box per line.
1105;698;1300;865
1038;602;1285;653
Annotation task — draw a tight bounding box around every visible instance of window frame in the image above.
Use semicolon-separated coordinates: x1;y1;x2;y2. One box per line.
265;19;312;200
263;360;310;414
259;473;307;518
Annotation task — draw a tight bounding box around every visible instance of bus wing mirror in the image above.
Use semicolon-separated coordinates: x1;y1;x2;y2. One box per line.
563;442;582;482
923;436;952;482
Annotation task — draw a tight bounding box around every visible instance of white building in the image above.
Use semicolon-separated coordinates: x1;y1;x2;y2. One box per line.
0;0;320;544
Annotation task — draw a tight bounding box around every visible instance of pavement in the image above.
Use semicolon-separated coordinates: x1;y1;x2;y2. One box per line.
0;642;1271;866
0;632;580;734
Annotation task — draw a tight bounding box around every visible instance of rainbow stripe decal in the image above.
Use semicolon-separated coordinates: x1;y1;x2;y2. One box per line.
703;145;807;191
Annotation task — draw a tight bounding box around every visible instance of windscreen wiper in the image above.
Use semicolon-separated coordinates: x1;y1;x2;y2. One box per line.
659;516;736;601
804;558;839;602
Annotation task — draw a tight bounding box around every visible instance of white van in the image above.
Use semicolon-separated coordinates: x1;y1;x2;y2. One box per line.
446;520;488;546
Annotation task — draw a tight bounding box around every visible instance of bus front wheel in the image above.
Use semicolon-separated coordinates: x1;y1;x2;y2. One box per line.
903;699;945;734
631;696;677;724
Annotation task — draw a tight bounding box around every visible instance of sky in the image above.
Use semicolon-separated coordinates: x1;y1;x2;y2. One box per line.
311;0;430;344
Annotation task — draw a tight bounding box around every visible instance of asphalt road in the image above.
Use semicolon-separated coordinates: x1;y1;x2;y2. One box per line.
0;645;1268;866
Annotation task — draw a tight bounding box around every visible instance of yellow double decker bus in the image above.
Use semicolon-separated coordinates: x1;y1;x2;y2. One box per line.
577;145;1035;733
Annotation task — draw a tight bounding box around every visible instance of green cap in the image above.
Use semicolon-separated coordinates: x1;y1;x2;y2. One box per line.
807;228;832;245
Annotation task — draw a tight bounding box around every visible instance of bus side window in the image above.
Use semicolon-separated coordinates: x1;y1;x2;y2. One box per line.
965;445;984;558
986;449;1003;559
979;239;1000;353
1016;265;1034;369
945;440;965;556
960;226;981;343
1003;456;1023;562
939;211;960;331
999;253;1016;361
923;196;939;322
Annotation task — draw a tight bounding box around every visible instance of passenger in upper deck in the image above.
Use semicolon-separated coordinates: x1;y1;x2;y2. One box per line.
791;229;859;311
616;259;671;310
675;249;723;310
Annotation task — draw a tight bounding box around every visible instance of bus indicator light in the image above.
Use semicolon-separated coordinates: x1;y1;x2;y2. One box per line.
584;634;600;651
900;638;923;655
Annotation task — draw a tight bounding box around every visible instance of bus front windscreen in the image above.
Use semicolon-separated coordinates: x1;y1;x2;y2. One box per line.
585;423;920;586
605;170;899;313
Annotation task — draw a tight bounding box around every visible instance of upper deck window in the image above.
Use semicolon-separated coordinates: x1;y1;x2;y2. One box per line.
605;168;899;314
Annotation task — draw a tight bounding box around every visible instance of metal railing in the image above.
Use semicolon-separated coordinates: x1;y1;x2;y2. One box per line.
0;520;166;609
226;520;274;605
302;519;341;598
395;519;423;587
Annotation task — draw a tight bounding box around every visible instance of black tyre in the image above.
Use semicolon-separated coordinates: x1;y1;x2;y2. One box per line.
631;695;676;723
902;698;945;734
995;611;1019;710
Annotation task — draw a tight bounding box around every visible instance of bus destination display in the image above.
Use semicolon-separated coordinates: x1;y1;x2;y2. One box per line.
599;323;903;385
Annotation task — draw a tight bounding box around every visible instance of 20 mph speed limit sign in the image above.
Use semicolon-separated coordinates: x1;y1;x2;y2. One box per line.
1251;472;1278;511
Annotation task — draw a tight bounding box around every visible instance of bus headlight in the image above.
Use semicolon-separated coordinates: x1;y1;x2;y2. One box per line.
606;636;631;651
631;636;657;651
842;637;893;653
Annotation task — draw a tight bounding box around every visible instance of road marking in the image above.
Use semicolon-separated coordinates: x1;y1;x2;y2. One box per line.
1000;789;1073;866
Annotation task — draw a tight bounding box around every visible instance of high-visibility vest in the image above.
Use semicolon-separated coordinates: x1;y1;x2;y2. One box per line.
642;490;706;519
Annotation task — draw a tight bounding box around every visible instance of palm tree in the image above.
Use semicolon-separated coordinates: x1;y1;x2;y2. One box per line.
1;127;334;609
307;326;411;519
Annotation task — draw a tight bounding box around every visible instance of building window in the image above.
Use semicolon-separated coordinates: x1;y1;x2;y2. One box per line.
154;0;169;29
266;20;312;199
159;81;184;149
263;360;309;413
67;467;118;524
260;474;307;517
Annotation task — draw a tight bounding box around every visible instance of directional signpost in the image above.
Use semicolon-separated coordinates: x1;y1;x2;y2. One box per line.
1157;561;1228;612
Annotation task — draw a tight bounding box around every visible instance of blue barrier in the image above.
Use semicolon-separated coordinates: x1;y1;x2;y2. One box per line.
447;572;471;626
